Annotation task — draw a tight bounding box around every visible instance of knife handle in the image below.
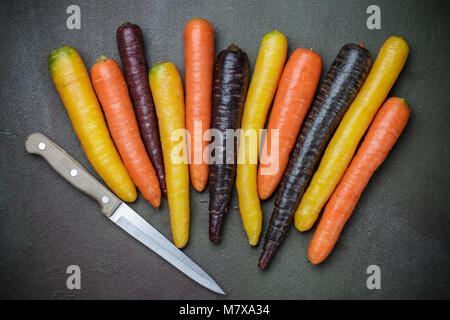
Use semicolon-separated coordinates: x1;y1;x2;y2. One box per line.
25;132;121;217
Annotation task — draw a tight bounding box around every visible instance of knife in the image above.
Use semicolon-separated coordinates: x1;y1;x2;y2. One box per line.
25;132;225;295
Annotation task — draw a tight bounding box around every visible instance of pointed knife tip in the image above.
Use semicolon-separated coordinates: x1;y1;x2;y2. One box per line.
217;288;226;296
213;284;226;295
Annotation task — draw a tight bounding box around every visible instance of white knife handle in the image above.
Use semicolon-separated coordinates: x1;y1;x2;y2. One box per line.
25;132;121;217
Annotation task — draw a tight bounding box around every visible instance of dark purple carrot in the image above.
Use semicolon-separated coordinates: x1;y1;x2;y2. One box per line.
258;43;373;269
116;22;167;197
209;44;249;243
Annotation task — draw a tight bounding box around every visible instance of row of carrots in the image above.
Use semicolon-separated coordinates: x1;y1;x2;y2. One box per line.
48;18;410;268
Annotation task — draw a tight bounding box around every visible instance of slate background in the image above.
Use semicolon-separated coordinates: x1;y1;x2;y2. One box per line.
0;0;449;299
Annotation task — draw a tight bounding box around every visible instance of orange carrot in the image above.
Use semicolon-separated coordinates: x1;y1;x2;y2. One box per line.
258;48;322;199
308;97;410;264
184;18;215;192
91;56;161;208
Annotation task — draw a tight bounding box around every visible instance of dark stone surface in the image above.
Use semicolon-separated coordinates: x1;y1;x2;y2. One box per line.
0;0;449;299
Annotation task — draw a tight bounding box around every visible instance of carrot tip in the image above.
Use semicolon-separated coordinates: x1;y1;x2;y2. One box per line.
192;180;207;192
258;240;278;269
393;97;409;106
152;201;161;208
209;216;224;243
308;257;321;265
209;226;222;243
209;233;221;243
227;44;240;52
257;188;271;200
96;55;109;64
258;251;272;269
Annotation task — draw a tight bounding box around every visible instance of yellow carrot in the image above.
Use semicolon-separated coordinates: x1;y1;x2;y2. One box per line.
149;62;189;248
295;36;409;231
48;46;136;202
236;30;288;245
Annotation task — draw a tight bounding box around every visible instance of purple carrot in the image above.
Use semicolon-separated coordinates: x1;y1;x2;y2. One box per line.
117;22;167;197
209;44;249;242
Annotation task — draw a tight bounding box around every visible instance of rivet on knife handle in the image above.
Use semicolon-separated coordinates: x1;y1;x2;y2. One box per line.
25;132;121;217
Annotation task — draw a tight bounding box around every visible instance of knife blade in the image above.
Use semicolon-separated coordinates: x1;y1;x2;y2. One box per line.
25;132;225;295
